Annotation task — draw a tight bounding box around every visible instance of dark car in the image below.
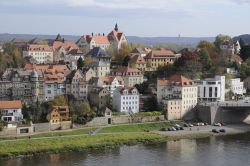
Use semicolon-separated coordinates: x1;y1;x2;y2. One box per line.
219;129;226;133
212;129;219;133
180;127;184;130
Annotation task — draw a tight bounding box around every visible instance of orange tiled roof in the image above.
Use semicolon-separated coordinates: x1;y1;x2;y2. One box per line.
111;66;142;74
0;100;22;109
230;54;242;62
145;48;175;59
53;41;78;51
158;75;194;87
92;36;110;44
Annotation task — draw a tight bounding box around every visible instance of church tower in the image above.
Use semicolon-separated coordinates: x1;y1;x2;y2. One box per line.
114;23;118;31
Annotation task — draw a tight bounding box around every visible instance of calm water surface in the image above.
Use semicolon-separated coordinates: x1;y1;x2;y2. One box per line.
1;134;250;166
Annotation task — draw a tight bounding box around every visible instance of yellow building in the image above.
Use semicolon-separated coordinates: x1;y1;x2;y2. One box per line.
145;48;177;71
157;75;197;120
47;106;70;124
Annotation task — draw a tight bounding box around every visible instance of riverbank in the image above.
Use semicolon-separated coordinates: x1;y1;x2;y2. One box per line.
154;124;250;140
0;133;166;159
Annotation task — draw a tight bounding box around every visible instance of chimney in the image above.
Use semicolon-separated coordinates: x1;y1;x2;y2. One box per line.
103;33;105;36
91;33;94;36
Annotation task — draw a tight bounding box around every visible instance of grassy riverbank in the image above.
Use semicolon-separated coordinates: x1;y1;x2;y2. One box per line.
0;128;96;140
0;133;166;159
99;122;173;133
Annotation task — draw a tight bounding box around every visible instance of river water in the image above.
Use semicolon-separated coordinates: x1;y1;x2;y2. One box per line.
1;134;250;166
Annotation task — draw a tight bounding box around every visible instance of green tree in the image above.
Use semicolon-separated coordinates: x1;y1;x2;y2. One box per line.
114;44;132;65
214;34;231;49
50;95;68;107
240;45;250;61
199;48;212;71
197;40;215;49
77;57;84;69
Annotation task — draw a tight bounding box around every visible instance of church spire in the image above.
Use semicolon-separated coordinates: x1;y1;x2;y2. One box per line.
114;23;118;31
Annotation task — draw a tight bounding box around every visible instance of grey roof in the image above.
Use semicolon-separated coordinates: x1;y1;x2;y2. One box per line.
86;47;111;58
131;48;146;54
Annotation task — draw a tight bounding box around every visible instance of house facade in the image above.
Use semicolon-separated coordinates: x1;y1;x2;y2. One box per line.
91;76;124;97
23;44;53;64
47;106;70;124
195;76;225;102
157;75;198;120
0;100;23;123
89;87;110;111
228;78;246;95
129;55;147;72
144;48;177;71
110;66;143;87
0;68;44;104
113;87;139;113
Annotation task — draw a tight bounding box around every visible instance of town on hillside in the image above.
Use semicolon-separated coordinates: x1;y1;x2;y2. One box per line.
1;24;250;135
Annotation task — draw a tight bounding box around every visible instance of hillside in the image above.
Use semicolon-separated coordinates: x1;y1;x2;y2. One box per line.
233;34;250;44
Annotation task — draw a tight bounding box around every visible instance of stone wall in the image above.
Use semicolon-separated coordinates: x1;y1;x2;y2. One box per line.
84;115;165;127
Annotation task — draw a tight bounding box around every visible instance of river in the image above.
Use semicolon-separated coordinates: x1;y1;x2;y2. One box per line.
1;133;250;166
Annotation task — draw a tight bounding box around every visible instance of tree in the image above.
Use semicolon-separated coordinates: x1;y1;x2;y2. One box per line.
135;82;150;94
143;95;160;112
240;45;250;61
197;40;214;49
77;57;84;69
114;44;132;65
239;38;246;48
199;48;212;71
214;34;231;49
50;95;68;107
75;102;96;124
122;55;131;67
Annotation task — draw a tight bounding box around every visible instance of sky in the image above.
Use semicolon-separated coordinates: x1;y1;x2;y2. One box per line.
0;0;249;37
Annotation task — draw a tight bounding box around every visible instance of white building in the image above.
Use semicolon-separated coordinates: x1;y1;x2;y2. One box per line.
113;87;139;113
228;78;246;95
92;76;124;97
0;100;23;122
157;75;198;120
23;44;53;64
195;76;225;102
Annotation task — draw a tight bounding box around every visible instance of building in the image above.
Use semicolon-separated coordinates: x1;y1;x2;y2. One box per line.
157;75;198;120
52;34;79;62
195;76;225;102
228;54;243;65
110;66;143;87
244;76;250;91
65;49;85;70
144;48;177;71
66;68;95;101
228;78;246;95
0;68;44;105
220;40;241;55
24;64;69;101
129;55;147;72
89;87;110;111
91;76;124;97
0;100;23;123
113;87;139;113
47;106;70;124
77;24;128;51
23;44;53;64
131;48;151;57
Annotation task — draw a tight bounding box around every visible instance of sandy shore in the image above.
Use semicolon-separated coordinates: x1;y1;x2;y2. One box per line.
153;124;250;140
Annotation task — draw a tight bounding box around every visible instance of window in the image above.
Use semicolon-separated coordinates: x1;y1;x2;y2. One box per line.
209;87;213;97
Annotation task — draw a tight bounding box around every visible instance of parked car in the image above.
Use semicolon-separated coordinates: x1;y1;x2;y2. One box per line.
184;123;188;127
188;124;194;127
168;128;172;131
219;129;226;133
171;127;177;131
160;128;167;131
212;129;219;133
180;127;184;130
174;124;181;128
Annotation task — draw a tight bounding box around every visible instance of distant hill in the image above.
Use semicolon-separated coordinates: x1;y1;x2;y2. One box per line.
0;33;215;46
233;34;250;44
127;36;215;46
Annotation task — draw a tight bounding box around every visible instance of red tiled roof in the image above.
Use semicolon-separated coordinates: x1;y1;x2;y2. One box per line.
53;41;78;51
92;36;110;44
145;48;175;59
230;54;242;62
158;75;194;87
130;55;146;64
0;100;22;109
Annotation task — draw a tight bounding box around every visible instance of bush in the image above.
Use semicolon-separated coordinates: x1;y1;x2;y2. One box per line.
135;111;162;117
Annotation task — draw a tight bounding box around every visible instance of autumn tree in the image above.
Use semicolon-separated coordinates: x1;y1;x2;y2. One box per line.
214;34;231;49
197;40;214;49
114;44;132;65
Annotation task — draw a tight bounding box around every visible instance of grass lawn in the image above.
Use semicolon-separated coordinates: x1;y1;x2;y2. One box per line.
0;128;96;141
99;122;172;133
0;133;166;159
